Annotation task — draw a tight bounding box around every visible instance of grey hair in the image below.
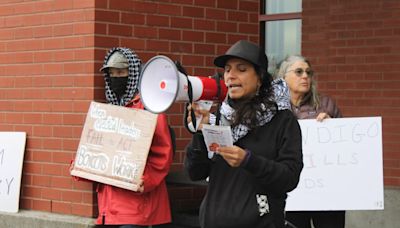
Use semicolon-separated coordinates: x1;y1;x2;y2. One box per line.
275;55;320;109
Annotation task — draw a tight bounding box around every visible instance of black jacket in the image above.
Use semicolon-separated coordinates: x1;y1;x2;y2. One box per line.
185;109;303;228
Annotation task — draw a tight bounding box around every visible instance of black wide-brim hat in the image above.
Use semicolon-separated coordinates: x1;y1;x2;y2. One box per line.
214;40;268;70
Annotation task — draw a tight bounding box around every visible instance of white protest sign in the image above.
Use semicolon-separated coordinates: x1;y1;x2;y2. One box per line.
286;117;383;211
0;132;27;213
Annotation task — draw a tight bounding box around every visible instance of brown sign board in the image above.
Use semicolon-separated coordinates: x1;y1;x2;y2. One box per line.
71;101;158;191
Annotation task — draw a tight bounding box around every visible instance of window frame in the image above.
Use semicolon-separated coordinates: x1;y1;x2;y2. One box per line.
259;1;302;55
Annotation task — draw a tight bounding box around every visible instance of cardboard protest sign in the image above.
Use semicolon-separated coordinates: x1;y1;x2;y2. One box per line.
0;132;26;213
286;117;383;211
71;101;158;191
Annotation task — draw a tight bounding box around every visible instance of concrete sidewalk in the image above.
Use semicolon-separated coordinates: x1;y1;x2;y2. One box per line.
0;210;95;228
0;209;199;228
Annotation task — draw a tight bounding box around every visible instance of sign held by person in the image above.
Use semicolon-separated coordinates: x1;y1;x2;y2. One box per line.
286;117;384;211
0;132;26;213
71;101;157;191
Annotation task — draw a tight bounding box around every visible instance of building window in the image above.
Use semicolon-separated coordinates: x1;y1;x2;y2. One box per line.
260;0;302;73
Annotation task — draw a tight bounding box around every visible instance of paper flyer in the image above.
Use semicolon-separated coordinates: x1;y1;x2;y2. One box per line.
201;124;233;158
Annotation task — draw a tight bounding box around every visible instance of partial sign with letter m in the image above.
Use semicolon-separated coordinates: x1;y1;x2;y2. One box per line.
0;132;26;213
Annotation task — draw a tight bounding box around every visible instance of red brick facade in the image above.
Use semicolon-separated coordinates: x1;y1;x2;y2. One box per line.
302;0;400;186
0;0;399;219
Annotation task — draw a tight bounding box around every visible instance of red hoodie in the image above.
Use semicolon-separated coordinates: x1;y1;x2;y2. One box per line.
94;96;173;225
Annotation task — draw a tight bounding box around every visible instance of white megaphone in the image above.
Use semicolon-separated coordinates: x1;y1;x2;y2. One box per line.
139;55;227;114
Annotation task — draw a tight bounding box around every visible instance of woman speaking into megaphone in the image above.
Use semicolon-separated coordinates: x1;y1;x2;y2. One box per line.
184;40;304;228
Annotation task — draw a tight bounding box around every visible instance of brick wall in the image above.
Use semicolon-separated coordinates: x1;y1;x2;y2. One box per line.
0;0;98;217
302;0;400;186
0;0;260;218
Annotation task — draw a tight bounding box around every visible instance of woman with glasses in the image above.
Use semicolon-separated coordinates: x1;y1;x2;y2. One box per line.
276;55;344;228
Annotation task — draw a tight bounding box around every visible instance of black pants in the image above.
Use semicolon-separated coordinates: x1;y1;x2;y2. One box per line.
285;211;345;228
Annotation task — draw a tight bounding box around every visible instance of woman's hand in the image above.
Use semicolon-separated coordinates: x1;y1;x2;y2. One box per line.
187;102;211;131
217;146;247;167
316;112;331;122
136;179;144;193
69;160;75;173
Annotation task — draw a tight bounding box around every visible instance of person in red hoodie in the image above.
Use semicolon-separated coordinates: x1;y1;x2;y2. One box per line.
74;47;173;228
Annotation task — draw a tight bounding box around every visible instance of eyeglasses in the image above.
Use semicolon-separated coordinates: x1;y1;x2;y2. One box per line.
287;68;314;77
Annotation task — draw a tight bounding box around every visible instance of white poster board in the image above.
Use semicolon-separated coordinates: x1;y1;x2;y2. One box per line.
286;117;383;211
0;132;27;213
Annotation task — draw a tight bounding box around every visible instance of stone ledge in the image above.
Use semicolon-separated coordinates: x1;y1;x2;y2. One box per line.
0;210;95;228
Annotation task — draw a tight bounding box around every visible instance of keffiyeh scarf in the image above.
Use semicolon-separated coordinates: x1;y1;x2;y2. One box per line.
103;47;142;106
210;78;291;142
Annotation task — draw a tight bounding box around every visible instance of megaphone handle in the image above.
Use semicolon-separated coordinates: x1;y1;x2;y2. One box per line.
183;103;199;134
185;80;197;133
186;114;203;132
175;61;197;134
186;76;197;133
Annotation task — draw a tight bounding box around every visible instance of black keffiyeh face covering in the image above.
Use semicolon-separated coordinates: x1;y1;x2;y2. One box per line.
209;78;291;142
109;77;129;100
102;47;142;106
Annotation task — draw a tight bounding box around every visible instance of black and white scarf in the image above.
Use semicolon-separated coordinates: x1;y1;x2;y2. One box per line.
210;78;291;142
102;47;142;106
